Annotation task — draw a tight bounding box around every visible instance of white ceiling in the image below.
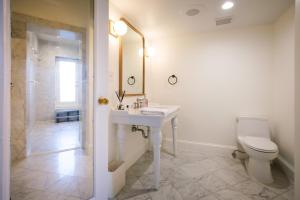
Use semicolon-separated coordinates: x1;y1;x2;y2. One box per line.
110;0;294;38
28;24;82;46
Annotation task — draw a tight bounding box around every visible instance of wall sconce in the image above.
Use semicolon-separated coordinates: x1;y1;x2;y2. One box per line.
109;20;128;37
146;47;155;57
139;47;155;57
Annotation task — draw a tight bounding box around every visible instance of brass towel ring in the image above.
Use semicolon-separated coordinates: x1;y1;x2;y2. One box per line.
168;74;178;85
127;76;136;85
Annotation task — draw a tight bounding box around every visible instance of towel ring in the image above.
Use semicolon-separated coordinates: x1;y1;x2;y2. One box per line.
168;74;178;85
127;76;136;85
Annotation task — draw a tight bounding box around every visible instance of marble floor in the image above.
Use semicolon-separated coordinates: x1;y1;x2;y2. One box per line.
115;149;293;200
11;149;93;200
31;121;81;154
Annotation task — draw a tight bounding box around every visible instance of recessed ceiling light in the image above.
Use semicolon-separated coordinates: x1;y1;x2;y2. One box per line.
222;1;234;10
185;8;200;16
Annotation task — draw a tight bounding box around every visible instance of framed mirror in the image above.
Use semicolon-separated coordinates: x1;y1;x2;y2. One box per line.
119;18;145;96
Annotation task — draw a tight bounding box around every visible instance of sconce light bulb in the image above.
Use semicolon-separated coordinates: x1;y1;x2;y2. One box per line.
222;1;234;10
114;21;128;36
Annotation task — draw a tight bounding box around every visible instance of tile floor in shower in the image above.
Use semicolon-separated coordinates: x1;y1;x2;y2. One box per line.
31;121;81;154
115;149;293;200
11;149;93;200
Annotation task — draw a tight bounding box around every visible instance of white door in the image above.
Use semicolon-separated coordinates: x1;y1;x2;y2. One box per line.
93;0;109;199
0;0;11;199
0;0;110;199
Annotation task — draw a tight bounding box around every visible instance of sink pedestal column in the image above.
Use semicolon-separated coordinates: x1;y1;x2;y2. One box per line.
171;117;178;156
150;127;162;189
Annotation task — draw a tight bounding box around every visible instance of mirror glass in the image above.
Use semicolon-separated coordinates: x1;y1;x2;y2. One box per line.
120;19;145;96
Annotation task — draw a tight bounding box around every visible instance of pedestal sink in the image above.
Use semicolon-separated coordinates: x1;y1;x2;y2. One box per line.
110;105;180;189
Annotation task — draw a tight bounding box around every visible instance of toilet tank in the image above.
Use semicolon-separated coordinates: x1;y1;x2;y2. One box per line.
237;117;270;138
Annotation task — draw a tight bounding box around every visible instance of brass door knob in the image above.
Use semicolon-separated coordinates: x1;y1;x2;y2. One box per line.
98;97;109;105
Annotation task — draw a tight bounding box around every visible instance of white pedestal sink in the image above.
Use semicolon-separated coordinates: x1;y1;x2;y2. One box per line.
110;105;180;189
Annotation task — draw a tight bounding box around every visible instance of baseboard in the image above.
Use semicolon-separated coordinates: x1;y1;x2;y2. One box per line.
163;138;237;156
124;140;148;170
276;155;294;183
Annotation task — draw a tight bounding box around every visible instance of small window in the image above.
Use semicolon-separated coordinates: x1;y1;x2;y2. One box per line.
55;57;80;108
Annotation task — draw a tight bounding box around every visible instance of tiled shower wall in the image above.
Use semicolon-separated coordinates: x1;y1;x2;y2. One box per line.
11;17;27;161
35;40;81;121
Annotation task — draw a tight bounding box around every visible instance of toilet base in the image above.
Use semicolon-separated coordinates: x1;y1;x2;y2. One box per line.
247;157;273;184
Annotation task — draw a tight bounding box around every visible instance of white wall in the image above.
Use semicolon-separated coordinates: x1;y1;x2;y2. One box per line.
109;3;148;169
271;7;295;169
149;25;273;147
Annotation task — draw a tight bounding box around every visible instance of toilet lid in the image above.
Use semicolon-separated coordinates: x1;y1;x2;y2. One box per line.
244;136;278;153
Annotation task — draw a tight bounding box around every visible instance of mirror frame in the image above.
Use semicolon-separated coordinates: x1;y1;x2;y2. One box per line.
119;18;145;97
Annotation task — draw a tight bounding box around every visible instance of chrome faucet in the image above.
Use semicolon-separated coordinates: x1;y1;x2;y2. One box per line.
133;97;148;109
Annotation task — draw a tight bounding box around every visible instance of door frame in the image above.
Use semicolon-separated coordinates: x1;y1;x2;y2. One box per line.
0;0;11;199
0;0;109;199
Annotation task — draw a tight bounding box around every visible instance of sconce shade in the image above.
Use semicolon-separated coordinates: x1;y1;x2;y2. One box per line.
114;20;128;36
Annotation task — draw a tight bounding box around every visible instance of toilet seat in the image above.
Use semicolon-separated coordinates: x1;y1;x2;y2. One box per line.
243;136;278;153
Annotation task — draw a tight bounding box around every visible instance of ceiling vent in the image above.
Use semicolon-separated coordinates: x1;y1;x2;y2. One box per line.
185;8;200;16
215;16;232;26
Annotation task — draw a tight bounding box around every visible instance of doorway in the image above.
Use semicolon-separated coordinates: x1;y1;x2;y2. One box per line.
25;25;85;155
10;1;94;199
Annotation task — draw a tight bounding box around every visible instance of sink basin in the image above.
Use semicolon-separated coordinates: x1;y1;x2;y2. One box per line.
110;105;179;128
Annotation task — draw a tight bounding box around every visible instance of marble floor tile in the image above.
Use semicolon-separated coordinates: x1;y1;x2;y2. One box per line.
173;178;210;200
214;168;249;185
31;121;80;154
139;170;170;189
119;150;292;200
149;184;183;200
212;155;242;169
264;165;292;195
198;194;220;200
12;147;293;200
116;180;153;200
272;196;290;200
197;173;229;192
280;189;294;200
11;149;93;200
125;194;152;200
215;189;253;200
233;180;278;200
179;159;221;178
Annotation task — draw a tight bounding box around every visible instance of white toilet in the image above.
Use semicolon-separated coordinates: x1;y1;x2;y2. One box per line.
236;117;279;184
